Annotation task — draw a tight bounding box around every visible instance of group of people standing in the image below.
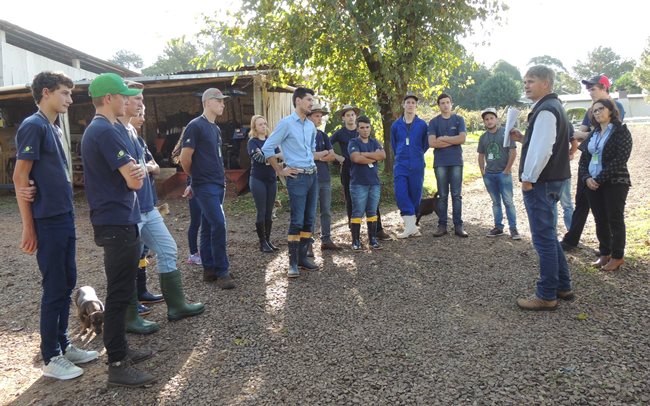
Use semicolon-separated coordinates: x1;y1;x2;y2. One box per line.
13;65;632;389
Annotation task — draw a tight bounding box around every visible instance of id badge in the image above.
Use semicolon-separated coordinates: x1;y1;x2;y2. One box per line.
368;163;374;168
406;138;410;146
218;146;222;158
487;153;494;160
591;153;599;164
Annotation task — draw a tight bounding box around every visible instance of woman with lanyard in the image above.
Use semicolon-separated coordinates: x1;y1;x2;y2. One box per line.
248;115;282;252
578;98;633;272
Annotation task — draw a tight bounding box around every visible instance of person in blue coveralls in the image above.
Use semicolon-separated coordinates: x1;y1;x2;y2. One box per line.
391;93;429;239
348;116;386;250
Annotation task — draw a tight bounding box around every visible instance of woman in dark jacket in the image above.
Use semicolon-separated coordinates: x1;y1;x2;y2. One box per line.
578;98;632;271
248;115;281;253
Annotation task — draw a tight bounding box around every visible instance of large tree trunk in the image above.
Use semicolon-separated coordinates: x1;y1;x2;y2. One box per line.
377;91;398;174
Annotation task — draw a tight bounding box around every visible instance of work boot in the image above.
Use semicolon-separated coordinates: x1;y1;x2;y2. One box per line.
351;222;362;251
215;274;236;290
516;296;558;311
454;225;469;238
107;358;156;388
203;268;219;282
160;270;205;321
265;220;280;251
432;225;448;237
137;266;163;304
256;222;274;253
321;241;342;250
298;238;319;270
306;241;314;257
125;291;160;335
376;228;392;241
288;241;300;278
368;221;381;250
126;348;155;364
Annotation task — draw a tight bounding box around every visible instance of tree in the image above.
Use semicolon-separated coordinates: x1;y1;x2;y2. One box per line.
491;60;521;82
475;72;520;108
614;71;642;93
206;0;505;173
634;38;650;93
108;49;143;71
573;46;636;83
528;55;567;73
447;56;491;110
141;37;200;76
528;55;580;94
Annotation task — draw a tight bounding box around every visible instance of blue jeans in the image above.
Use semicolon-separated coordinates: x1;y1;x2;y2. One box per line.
394;170;424;216
482;172;517;230
138;207;177;273
286;172;319;236
434;165;463;227
522;181;572;300
192;183;229;276
34;211;77;364
555;178;574;231
187;196;201;255
318;180;333;242
350;184;381;219
250;176;277;224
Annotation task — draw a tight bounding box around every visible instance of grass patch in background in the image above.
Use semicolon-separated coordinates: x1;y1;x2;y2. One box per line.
624;202;650;265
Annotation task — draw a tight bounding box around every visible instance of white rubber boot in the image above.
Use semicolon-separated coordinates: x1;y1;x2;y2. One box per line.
397;215;419;238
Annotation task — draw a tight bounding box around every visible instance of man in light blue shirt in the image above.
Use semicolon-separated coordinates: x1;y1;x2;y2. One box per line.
262;87;319;277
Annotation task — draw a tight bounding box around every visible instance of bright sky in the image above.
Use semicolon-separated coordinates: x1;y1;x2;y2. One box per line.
2;0;649;76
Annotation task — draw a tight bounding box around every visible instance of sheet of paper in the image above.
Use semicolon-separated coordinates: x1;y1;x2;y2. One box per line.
503;107;520;147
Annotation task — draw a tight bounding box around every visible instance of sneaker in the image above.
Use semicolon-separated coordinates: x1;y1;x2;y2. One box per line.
369;239;381;250
43;354;83;380
126;348;155;364
187;253;202;266
486;227;504;237
64;344;99;364
351;240;363;251
108;358;156;388
137;303;152;316
510;229;522;240
557;290;575;301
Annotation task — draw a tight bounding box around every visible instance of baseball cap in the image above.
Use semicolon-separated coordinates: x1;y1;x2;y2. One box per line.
202;88;229;102
403;92;419;102
581;75;611;90
89;73;142;98
481;107;498;118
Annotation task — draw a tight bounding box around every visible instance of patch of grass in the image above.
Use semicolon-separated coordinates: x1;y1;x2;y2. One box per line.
624;203;650;264
422;142;483;196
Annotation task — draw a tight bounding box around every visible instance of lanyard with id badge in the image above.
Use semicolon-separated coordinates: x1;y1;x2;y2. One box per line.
592;127;610;165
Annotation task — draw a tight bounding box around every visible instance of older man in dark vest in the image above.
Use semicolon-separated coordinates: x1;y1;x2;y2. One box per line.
510;65;573;311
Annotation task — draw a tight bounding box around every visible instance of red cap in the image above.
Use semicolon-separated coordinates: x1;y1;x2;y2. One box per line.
582;75;611;90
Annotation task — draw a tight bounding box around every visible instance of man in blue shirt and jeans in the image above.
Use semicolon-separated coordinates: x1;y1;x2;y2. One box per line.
180;88;235;290
263;87;320;277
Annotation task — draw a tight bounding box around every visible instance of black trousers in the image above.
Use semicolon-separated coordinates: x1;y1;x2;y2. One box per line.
586;183;629;259
340;163;384;232
93;225;141;363
563;176;590;246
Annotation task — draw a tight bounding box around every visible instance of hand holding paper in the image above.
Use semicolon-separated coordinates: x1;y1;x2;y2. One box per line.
503;107;520;147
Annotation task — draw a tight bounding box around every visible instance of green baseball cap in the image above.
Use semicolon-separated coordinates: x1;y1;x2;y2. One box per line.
89;73;142;98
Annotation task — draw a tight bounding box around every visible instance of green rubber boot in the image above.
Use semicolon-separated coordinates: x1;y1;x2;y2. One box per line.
160;270;205;321
125;291;160;335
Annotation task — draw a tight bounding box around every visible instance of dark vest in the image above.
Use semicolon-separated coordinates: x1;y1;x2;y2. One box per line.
519;93;571;183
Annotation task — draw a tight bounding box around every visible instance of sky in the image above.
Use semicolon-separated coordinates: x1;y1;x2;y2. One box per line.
2;0;649;76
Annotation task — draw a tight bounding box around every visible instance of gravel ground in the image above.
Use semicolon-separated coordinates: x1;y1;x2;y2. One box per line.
1;125;648;405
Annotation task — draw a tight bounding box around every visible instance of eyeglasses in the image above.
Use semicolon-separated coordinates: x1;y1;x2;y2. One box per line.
592;107;606;114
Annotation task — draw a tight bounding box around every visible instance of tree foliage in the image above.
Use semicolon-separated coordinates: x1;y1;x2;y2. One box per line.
528;55;567;72
204;0;505;172
614;71;642;93
475;72;520;108
634;38;650;94
491;60;521;82
447;58;491;110
528;55;579;94
573;46;636;83
108;49;143;71
141;37;200;76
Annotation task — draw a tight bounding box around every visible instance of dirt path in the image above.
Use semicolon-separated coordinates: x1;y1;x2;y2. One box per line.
1;125;648;405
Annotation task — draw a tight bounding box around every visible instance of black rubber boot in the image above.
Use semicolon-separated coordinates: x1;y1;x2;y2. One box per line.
265;220;280;251
256;222;274;253
298;238;319;270
288;241;300;277
368;221;381;249
160;270;205;321
137;266;164;304
351;223;362;251
125;291;160;335
306;241;314;257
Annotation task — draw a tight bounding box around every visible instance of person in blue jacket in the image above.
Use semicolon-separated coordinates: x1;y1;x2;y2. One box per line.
391;93;429;238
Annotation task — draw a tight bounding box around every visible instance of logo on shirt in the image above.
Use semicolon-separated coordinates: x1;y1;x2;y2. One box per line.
117;150;125;158
185;138;191;143
22;146;34;153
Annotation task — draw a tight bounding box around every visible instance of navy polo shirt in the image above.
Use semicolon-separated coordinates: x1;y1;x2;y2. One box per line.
315;129;332;182
348;137;382;186
182;116;225;186
248;137;278;183
116;122;155;213
428;114;466;167
15;112;73;219
81;116;140;225
331;127;357;167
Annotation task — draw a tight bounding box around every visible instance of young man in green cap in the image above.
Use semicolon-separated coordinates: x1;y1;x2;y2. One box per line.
81;73;155;387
